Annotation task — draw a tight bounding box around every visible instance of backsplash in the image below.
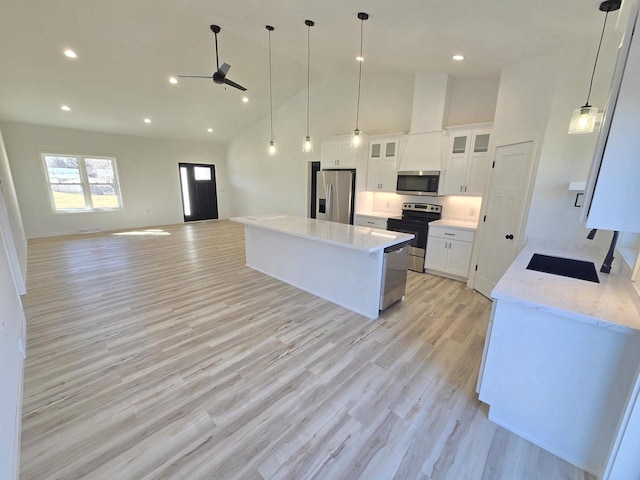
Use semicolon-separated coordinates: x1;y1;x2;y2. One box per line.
362;192;482;222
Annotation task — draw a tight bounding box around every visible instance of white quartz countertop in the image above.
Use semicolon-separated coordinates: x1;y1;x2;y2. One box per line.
231;215;414;253
355;212;395;219
430;218;478;231
493;244;640;335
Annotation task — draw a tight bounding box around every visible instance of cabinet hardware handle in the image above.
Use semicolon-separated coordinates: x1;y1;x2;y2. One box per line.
444;233;455;236
505;234;514;240
464;186;467;192
460;186;463;192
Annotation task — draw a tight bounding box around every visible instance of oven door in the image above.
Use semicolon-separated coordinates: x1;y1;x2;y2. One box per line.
386;219;428;272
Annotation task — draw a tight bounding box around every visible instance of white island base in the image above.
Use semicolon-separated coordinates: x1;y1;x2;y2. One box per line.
232;215;414;319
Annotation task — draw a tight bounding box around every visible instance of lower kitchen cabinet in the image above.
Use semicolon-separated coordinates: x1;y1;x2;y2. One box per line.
425;224;475;280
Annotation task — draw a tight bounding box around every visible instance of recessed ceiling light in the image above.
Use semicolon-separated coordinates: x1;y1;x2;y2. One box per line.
356;56;364;62
169;76;178;84
144;118;151;124
242;96;249;103
452;54;465;61
207;128;213;133
64;49;77;59
60;105;71;111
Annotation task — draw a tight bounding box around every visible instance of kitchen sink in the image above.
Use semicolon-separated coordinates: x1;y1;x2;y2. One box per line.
526;253;600;283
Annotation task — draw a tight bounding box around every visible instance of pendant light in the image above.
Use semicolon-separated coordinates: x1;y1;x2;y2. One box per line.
352;12;369;148
303;20;315;153
266;25;276;155
568;0;621;134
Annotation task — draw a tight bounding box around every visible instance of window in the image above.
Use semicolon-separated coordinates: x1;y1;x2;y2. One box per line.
42;154;122;212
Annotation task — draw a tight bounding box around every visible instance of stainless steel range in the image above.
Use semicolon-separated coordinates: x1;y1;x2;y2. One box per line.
386;203;442;272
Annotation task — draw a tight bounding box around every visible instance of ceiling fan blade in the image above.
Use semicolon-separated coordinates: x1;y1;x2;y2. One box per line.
218;63;230;77
177;75;212;78
223;77;247;91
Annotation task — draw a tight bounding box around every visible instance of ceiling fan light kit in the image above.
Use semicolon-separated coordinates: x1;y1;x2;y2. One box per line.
352;12;369;148
267;25;276;156
303;19;315;153
568;0;620;134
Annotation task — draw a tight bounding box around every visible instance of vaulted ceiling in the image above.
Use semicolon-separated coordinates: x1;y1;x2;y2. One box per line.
0;0;624;142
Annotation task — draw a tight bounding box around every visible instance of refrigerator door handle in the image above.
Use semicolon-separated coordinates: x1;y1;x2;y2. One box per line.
326;183;333;220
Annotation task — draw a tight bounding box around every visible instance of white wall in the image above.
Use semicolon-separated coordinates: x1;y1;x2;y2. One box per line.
446;76;500;127
483;36;619;256
0;219;26;480
225;73;416;218
0;128;27;284
0;122;229;238
524;39;621;253
225;72;498;219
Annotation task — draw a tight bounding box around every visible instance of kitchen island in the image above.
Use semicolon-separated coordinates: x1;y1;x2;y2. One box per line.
477;244;640;477
231;215;414;319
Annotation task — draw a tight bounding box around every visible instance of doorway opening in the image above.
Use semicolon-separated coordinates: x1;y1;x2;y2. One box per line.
178;163;219;222
309;161;321;218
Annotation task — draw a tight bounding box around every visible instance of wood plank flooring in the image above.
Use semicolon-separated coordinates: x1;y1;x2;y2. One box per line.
19;220;594;480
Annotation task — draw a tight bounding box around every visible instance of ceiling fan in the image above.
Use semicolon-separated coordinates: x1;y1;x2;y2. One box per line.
178;25;247;92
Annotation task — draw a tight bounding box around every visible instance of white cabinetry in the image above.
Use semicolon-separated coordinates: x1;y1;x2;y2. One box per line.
366;135;400;192
354;214;387;230
443;124;492;196
397;131;443;171
320;135;367;170
425;224;475;280
583;5;640;233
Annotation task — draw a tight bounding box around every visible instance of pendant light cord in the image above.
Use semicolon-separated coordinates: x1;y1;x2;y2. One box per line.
585;10;609;106
268;28;274;142
355;17;364;130
307;24;311;138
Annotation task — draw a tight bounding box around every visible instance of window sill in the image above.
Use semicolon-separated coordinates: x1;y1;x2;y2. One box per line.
52;208;123;215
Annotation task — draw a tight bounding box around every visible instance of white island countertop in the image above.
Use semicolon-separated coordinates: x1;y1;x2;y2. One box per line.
493;244;640;335
231;214;413;253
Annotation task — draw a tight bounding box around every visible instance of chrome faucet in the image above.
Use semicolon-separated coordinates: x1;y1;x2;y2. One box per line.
586;229;619;274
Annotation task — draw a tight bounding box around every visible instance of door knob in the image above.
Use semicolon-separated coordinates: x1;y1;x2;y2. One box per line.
505;234;514;240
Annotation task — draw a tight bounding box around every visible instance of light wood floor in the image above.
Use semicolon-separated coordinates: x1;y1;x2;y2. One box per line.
20;220;594;480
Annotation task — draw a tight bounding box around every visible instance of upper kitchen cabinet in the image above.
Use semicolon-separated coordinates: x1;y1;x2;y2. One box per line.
397;131;443;171
320;135;367;170
442;123;493;196
583;5;640;233
366;135;401;192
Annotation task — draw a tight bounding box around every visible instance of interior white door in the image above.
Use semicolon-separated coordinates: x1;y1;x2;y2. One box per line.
474;141;534;298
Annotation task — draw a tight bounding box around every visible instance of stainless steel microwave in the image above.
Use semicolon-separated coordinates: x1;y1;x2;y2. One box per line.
396;171;441;196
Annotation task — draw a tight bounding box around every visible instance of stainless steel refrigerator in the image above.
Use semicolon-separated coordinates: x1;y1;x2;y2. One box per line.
315;170;355;225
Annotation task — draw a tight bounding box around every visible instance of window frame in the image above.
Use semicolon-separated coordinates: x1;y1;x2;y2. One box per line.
41;153;124;213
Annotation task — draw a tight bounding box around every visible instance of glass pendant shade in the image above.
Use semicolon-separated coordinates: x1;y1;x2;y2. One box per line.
268;141;277;156
302;136;313;152
568;105;598;134
352;129;362;147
